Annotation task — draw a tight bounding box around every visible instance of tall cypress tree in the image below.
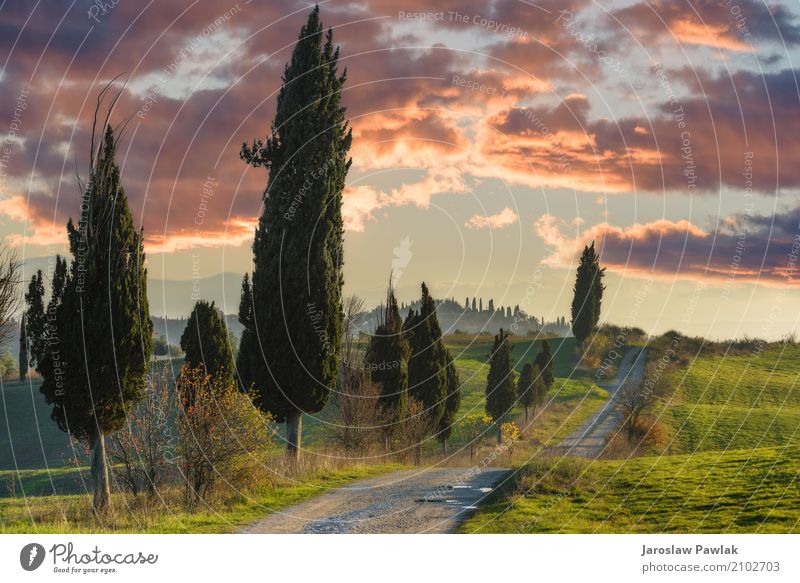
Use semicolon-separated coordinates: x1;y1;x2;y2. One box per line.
26;125;151;511
534;339;555;388
404;283;447;428
485;328;516;441
180;300;235;384
18;313;27;382
571;242;605;346
364;278;409;426
238;6;351;460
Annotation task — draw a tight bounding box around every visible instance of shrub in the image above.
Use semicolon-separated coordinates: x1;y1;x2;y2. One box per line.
110;365;176;497
459;413;493;461
176;366;276;508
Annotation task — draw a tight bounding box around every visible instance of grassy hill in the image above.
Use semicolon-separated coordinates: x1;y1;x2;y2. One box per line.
655;345;800;453
462;445;800;533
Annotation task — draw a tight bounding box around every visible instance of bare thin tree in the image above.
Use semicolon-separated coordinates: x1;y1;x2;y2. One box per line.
0;244;21;345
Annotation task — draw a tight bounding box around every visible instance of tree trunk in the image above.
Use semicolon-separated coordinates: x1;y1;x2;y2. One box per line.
286;411;302;462
496;423;503;445
91;431;111;513
524;406;528;423
414;443;421;465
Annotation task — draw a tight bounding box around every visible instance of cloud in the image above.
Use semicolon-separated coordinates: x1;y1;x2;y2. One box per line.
613;0;800;51
534;210;800;287
465;207;519;229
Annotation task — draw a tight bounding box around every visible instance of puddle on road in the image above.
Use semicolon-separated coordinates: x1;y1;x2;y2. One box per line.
477;487;493;493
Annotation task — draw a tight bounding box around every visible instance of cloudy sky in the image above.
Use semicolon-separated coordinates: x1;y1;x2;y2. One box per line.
1;0;799;339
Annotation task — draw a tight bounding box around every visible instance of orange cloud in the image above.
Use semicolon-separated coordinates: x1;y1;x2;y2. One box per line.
465;207;519;230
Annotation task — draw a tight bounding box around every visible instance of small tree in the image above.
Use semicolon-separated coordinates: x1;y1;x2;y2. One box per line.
485;329;516;442
571;242;605;347
500;421;521;459
180;300;235;384
0;351;16;379
18;314;28;381
534;340;555;388
460;413;493;461
618;373;656;442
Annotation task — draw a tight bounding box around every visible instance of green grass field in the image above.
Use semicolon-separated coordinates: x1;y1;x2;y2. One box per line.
462;445;800;533
655;346;800;453
0;463;406;534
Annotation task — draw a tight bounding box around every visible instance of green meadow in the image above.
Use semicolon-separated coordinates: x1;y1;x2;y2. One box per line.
463;343;800;533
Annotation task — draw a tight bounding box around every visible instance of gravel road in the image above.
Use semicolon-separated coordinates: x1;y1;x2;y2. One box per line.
239;348;645;533
552;346;646;458
239;467;510;534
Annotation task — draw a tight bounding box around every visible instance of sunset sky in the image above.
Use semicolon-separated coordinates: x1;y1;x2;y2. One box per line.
1;0;799;339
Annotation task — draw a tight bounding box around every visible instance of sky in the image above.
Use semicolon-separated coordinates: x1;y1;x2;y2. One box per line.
1;0;799;339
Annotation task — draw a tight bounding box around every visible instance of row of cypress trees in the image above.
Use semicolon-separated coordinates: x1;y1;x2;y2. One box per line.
485;333;555;440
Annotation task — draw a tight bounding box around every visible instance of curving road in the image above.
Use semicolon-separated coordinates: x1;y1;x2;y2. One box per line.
238;348;645;533
553;346;646;458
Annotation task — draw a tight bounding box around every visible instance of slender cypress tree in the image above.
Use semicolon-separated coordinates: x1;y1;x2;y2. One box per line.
180;300;235;384
571;242;605;346
518;362;534;422
235;273;255;390
405;283;447;428
485;328;516;441
534;364;548;412
437;355;460;449
365;278;409;426
238;6;351;460
527;363;547;420
534;339;555;388
18;313;28;382
24;272;46;370
26;125;152;511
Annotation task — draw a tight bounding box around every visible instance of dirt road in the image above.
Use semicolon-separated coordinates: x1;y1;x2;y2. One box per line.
553;346;646;458
239;467;509;534
239;348;645;533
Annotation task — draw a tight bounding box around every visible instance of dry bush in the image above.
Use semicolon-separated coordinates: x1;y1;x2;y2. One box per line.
617;376;658;442
394;398;434;464
331;374;388;454
176;366;276;508
603;415;668;458
110;364;176;497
